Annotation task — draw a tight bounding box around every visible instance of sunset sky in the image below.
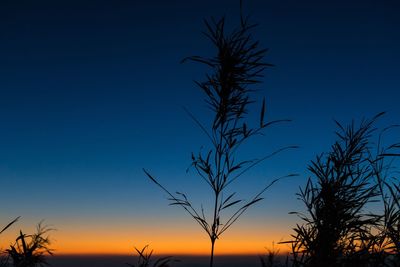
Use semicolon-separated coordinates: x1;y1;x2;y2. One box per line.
1;0;400;256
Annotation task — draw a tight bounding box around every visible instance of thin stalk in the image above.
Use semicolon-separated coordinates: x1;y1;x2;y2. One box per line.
210;190;219;267
207;116;224;267
210;238;216;267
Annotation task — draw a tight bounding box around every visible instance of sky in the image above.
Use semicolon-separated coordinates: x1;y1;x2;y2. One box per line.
0;0;399;257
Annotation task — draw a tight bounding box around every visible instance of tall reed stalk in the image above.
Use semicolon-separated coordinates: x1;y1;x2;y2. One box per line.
144;2;295;267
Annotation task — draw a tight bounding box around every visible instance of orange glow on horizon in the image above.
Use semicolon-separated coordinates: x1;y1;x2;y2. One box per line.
51;230;292;256
0;217;293;256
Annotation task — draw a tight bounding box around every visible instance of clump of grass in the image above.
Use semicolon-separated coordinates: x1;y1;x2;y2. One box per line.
260;242;281;267
6;222;54;267
127;245;177;267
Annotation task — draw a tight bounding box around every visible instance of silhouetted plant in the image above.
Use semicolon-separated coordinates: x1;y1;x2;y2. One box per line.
286;114;388;267
144;2;295;267
385;181;400;266
127;245;176;267
368;124;400;267
373;145;400;266
260;242;283;267
7;222;54;267
0;217;20;267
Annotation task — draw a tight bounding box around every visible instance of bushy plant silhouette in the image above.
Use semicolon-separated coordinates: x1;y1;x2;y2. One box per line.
144;2;295;267
6;222;54;267
127;245;177;267
286;114;391;267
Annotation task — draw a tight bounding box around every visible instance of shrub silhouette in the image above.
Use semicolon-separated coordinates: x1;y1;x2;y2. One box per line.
6;222;54;267
144;2;295;267
286;114;391;267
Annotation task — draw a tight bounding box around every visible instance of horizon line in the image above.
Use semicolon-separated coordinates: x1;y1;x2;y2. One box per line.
52;252;290;257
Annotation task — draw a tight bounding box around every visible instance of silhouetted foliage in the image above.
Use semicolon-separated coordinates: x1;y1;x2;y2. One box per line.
283;113;400;267
127;245;177;267
286;113;395;267
372;124;400;266
7;222;54;267
144;2;295;267
260;242;286;267
0;219;20;237
0;218;20;267
384;180;400;267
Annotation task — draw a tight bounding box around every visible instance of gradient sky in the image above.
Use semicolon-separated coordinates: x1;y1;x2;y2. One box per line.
1;0;399;256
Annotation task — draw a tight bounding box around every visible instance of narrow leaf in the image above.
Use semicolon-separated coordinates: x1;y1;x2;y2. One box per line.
260;97;265;128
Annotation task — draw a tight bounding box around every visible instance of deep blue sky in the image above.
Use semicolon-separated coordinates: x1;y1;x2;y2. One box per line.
0;0;399;254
